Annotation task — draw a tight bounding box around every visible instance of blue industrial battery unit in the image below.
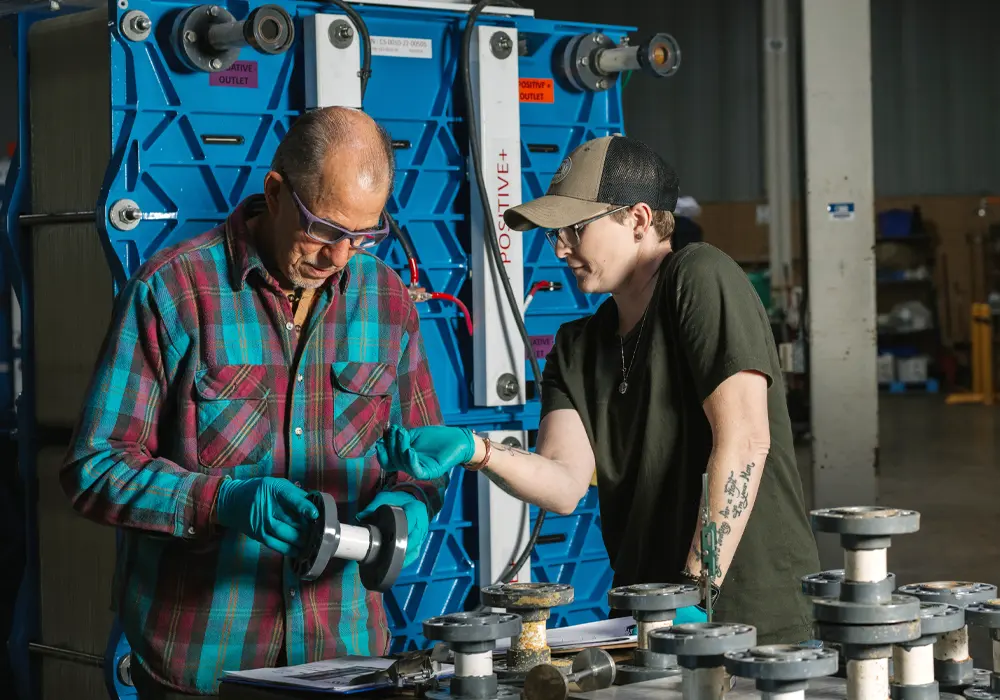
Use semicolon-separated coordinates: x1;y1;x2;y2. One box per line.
0;1;679;698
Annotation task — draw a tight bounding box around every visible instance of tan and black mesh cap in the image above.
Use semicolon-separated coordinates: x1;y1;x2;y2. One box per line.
503;135;680;232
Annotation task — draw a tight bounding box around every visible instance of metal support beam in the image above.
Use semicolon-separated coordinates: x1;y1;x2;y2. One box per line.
801;0;878;568
763;0;794;322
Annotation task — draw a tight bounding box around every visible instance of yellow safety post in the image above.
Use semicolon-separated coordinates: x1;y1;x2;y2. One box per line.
946;303;997;405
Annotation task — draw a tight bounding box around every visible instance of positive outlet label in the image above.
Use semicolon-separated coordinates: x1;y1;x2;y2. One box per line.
519;78;554;103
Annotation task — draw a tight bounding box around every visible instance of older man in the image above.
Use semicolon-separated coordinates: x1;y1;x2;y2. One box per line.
377;135;821;644
61;107;444;698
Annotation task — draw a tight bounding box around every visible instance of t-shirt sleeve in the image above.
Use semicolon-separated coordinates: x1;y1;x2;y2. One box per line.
671;245;776;403
539;326;578;418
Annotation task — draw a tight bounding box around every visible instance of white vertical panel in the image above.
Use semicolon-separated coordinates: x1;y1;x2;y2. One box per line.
303;14;362;110
469;24;525;407
801;0;878;568
477;430;531;587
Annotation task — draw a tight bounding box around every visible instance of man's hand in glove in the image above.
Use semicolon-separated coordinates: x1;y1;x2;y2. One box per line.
375;425;476;481
358;491;429;569
214;477;319;556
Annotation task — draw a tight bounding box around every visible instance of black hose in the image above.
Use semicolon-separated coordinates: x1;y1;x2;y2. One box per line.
461;0;546;586
322;0;372;99
385;211;418;264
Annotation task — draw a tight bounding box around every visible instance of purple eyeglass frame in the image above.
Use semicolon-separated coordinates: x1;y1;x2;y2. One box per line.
289;189;390;249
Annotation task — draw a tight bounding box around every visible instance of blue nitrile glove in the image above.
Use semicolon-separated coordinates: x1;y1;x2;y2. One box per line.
375;424;476;481
358;490;429;569
215;477;319;556
677;605;708;624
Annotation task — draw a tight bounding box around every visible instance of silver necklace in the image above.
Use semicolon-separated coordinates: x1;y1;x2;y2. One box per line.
618;307;648;394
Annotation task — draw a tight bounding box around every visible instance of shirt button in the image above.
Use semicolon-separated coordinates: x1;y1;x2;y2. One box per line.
285;322;294;330
187;526;196;536
294;325;302;332
295;427;303;436
289;589;296;599
294;481;302;488
296;374;304;383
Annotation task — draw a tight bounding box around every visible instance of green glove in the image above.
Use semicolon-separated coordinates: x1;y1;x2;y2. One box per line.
358;490;429;569
215;477;319;556
375;425;476;481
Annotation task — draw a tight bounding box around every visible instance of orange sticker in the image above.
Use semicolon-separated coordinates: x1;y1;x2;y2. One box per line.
519;78;554;104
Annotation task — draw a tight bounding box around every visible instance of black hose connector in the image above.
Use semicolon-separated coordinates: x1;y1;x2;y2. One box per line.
172;4;294;74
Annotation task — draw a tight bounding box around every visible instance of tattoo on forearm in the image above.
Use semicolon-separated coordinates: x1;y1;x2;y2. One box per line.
492;442;535;458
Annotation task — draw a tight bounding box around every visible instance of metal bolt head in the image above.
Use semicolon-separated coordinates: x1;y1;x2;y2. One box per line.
184;30;196;43
135;16;150;31
596;79;607;90
490;31;513;59
496;373;520;401
117;654;133;686
338;25;354;40
208;5;220;17
209;58;223;71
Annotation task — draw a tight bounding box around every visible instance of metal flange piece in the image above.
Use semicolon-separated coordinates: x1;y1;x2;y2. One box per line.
814;594;921;625
423;612;522;644
649;623;757;660
802;570;845;598
814;620;921;647
608;583;702;612
811;506;920;537
482;583;574;677
481;582;575;612
803;570;898;603
723;644;839;683
962;600;1000;629
918;603;965;638
898;582;998;608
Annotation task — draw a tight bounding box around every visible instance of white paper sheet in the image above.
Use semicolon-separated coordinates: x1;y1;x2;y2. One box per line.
222;656;397;693
493;616;637;653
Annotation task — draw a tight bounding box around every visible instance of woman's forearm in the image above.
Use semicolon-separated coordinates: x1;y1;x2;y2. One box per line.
468;436;591;515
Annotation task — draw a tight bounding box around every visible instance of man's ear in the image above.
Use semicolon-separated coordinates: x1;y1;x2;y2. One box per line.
632;202;654;235
263;171;284;217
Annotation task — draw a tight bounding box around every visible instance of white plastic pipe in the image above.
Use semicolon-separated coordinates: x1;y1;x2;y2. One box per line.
681;666;728;700
844;549;887;583
894;645;934;686
935;627;970;662
846;659;888;700
337;524;373;561
454;651;493;678
637;619;672;650
762;691;805;700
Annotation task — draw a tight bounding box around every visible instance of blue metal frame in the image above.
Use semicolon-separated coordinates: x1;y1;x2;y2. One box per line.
6;2;636;697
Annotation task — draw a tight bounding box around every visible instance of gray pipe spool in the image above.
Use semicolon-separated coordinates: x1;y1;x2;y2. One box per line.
291;491;407;592
480;582;574;680
423;611;523;700
171;3;295;73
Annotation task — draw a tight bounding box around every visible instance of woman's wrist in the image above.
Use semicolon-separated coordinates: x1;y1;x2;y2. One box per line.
464;434;491;471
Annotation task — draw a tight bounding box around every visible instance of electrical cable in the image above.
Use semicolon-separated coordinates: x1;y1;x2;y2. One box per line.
322;0;372;99
461;0;546;586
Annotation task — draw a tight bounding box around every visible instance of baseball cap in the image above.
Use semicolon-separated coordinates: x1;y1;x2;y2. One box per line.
503;135;680;232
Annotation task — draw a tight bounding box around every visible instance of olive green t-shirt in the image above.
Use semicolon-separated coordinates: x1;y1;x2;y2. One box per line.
540;243;820;643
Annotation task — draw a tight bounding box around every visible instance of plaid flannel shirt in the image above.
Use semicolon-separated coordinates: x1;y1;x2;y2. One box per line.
61;196;446;694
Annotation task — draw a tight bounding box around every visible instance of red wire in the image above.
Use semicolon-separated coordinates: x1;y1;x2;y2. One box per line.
528;281;552;297
407;257;419;286
429;292;474;335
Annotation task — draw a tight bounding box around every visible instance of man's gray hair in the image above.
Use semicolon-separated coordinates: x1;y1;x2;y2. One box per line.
270;107;395;205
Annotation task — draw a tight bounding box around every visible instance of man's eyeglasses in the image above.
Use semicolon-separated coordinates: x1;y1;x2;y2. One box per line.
288;188;390;249
544;205;630;251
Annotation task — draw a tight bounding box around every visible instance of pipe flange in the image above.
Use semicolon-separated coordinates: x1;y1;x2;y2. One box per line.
423;612;522;645
965;687;1000;700
613;664;681;685
293;491;341;581
608;583;701;613
109;199;141;231
357;502;406;592
723;644;839;682
814;594;921;625
811;506;920;537
936;658;975;686
481;583;574;616
243;4;294;55
171;4;240;73
898;582;997;608
560;32;618;92
891;682;941;700
815;620;921;647
635;32;681;78
120;10;152;42
917;603;965;638
649;622;756;659
964;600;1000;629
802;570;844;598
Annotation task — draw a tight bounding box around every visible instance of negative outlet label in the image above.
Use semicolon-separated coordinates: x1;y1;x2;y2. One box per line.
530;335;554;359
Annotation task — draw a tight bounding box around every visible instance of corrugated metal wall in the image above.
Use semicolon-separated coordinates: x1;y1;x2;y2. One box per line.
543;0;1000;202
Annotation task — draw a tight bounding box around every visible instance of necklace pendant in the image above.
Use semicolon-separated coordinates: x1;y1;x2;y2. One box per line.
618;381;628;394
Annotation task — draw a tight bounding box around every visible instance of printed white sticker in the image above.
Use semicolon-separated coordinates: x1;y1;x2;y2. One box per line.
370;35;433;59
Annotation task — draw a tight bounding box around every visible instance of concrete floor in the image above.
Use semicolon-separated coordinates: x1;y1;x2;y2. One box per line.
798;394;1000;664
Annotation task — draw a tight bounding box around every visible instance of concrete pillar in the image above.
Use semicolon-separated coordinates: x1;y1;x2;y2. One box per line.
801;0;878;568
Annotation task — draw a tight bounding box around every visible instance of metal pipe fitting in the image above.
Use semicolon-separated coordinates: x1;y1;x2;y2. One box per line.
423;612;523;700
171;4;294;73
480;583;573;679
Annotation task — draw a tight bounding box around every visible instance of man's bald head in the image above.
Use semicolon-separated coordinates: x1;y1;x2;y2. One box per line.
270;106;395;208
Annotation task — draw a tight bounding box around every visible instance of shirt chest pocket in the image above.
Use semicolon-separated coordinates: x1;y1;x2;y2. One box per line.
194;364;273;470
332;361;395;460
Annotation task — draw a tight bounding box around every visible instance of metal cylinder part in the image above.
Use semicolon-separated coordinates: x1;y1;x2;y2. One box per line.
638;619;673;650
894;644;935;686
336;523;374;562
845;549;888;583
681;666;729;700
762;691;806;700
594;46;640;74
481;583;574;674
847;659;889;700
455;651;493;678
